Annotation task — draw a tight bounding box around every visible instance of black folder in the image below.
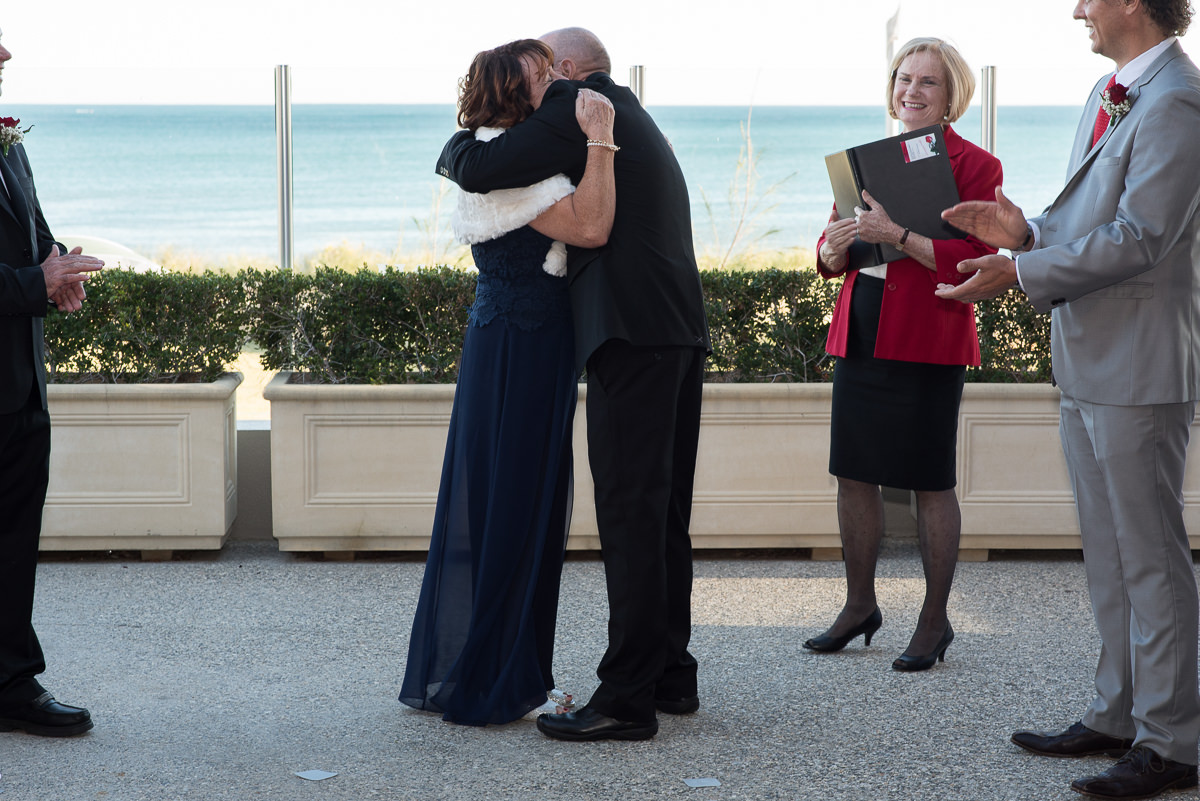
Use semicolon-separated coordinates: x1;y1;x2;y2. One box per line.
824;124;964;271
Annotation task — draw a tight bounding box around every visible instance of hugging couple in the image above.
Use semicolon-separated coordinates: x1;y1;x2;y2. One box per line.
397;27;710;742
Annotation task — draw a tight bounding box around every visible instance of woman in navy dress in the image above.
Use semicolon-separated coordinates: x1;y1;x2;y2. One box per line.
400;40;617;726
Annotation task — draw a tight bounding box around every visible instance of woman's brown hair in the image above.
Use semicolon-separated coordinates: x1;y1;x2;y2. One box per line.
458;39;554;131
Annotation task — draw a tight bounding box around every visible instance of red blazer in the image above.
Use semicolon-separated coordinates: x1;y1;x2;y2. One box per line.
816;125;1002;366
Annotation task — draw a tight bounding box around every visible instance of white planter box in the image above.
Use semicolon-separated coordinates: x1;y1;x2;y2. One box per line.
41;373;241;554
956;384;1077;550
957;383;1200;552
687;383;840;550
264;373;457;552
264;373;840;553
268;372;1200;556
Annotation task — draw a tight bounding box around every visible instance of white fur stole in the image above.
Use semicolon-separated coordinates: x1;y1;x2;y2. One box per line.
451;127;574;277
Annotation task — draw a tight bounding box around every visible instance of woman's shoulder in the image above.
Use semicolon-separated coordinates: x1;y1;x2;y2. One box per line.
945;126;1000;168
945;126;1002;188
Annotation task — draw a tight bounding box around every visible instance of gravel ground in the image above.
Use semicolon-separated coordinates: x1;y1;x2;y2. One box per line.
2;540;1194;801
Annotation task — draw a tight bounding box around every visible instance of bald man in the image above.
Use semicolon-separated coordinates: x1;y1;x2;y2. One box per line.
437;27;710;741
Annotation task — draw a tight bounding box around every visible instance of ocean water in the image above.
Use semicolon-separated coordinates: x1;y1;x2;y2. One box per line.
4;103;1083;262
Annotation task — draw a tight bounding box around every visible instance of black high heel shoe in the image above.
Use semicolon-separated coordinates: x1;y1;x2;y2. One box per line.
802;607;883;652
892;623;954;672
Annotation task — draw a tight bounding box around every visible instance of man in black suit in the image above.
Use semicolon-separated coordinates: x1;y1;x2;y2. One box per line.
437;27;710;741
0;27;103;738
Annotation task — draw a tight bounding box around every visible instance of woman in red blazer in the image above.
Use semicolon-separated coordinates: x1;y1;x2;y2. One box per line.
804;37;1002;672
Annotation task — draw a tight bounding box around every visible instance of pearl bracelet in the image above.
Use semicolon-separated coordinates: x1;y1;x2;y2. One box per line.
586;139;620;152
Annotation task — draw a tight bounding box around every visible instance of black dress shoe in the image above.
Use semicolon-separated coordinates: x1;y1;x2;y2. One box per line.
1071;745;1198;799
1012;721;1134;758
892;623;954;672
803;607;883;652
655;695;699;715
536;705;658;742
0;692;93;737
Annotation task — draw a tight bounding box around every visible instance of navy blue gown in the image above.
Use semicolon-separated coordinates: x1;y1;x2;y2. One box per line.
399;225;576;726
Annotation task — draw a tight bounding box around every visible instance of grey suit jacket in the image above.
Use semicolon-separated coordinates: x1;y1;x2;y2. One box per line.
1018;41;1200;406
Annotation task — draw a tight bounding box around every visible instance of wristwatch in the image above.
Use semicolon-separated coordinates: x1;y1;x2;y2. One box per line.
1016;223;1034;252
896;227;911;252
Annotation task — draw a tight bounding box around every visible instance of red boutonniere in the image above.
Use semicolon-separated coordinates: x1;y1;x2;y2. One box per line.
1100;83;1132;121
0;117;32;157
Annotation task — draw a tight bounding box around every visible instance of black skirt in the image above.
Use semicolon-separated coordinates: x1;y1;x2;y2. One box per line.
829;274;965;491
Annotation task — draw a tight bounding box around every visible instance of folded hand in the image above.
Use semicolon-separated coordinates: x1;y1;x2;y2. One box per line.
854;189;898;245
50;281;88;313
42;245;104;301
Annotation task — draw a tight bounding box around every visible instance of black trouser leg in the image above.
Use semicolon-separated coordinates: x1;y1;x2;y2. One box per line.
584;342;704;722
0;387;50;702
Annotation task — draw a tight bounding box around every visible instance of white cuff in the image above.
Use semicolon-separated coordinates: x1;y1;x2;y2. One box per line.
1011;220;1039;292
1026;220;1041;249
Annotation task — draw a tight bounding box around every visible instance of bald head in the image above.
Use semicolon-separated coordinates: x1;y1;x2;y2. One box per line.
540;27;612;79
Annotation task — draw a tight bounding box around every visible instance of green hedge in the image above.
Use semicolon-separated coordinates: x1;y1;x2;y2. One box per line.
701;268;1051;383
44;269;251;383
43;265;1052;385
244;266;477;384
701;268;840;382
972;286;1054;382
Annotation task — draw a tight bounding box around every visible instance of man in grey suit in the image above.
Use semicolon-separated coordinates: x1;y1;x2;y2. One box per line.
938;1;1200;798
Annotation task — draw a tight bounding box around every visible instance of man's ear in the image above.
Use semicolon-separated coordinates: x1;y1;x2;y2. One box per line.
558;58;577;79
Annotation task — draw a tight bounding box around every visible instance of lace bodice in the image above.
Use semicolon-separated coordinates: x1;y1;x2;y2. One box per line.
469;226;571;331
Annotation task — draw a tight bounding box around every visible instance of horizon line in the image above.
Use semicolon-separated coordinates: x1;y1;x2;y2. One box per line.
3;101;1086;109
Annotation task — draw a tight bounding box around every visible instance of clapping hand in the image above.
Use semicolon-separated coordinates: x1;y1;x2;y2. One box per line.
941;186;1028;250
42;245;103;313
934;253;1018;303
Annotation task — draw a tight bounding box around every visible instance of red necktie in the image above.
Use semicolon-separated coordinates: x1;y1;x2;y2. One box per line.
1092;74;1117;147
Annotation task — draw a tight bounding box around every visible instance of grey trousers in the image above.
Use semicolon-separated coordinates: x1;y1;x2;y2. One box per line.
1060;392;1200;764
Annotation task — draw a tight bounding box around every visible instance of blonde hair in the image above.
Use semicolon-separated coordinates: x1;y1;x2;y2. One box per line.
886;37;975;124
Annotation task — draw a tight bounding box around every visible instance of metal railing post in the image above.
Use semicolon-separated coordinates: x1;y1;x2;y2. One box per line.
885;8;899;137
274;65;294;271
629;65;646;107
981;66;998;154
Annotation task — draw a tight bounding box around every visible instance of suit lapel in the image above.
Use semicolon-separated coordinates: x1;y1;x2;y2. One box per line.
1085;48;1170;156
0;153;19;224
1056;42;1184;201
0;150;38;261
1055;79;1108;204
1086;103;1122;158
0;151;33;239
1066;78;1106;172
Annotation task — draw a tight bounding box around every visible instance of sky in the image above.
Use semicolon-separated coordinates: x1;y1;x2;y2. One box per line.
4;1;1199;106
